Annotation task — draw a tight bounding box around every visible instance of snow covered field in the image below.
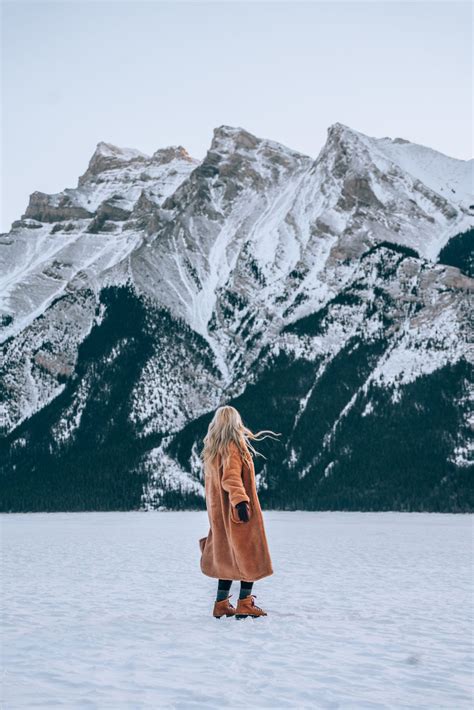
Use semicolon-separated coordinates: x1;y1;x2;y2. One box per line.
1;511;472;709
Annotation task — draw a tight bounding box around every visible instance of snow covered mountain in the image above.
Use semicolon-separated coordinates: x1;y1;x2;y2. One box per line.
1;123;473;512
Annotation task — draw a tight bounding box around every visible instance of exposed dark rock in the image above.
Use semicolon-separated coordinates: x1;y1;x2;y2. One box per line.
152;146;194;164
24;191;92;222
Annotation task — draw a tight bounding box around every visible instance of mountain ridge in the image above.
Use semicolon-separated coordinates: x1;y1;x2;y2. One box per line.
1;122;472;512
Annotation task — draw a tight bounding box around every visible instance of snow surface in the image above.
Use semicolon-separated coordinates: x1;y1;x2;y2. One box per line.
2;511;472;709
374;136;474;207
93;141;150;162
329;123;473;208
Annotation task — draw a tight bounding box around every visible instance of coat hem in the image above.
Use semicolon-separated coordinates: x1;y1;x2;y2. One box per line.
200;569;274;582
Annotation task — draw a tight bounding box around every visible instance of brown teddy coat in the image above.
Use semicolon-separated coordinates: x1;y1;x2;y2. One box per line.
199;440;274;582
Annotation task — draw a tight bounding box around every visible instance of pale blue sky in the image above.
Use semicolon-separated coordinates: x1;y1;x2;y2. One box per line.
1;0;472;231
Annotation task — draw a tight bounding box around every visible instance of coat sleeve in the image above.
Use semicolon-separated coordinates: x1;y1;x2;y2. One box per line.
221;443;250;507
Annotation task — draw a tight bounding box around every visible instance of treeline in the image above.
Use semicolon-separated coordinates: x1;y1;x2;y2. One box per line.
438;228;473;278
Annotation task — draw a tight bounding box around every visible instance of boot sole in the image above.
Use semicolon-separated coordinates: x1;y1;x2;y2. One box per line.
235;614;266;619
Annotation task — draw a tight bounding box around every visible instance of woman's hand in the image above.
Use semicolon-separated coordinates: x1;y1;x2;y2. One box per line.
235;501;250;522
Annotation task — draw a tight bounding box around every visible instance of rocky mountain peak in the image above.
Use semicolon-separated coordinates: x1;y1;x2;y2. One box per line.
210;125;310;164
317;122;373;164
78;141;150;185
327;121;362;139
324;122;371;150
194;125;312;193
210;125;261;155
151;145;196;165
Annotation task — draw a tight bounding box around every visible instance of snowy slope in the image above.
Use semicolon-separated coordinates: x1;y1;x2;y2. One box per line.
374;132;473;206
0;143;197;344
122;124;473;386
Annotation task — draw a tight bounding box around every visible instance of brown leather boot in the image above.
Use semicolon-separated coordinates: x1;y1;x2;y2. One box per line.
235;594;267;619
213;594;237;619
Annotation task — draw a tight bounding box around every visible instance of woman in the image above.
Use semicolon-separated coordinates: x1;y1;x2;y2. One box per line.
199;405;279;619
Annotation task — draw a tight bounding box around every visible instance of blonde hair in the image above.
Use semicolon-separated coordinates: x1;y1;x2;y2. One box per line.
201;405;280;470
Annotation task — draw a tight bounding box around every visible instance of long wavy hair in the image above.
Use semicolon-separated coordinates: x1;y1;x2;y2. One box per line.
201;405;280;471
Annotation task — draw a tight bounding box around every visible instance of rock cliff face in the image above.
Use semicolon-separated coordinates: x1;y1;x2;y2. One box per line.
1;124;472;512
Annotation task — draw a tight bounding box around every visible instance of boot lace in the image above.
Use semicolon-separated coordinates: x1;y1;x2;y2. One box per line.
249;594;263;612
